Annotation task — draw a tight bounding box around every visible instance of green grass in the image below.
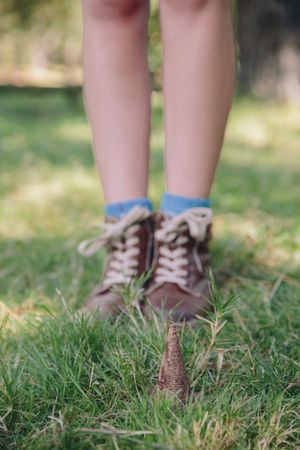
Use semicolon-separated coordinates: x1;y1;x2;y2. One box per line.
0;88;300;449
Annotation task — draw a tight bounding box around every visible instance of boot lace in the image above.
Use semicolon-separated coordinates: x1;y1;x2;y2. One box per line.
154;208;212;286
78;206;151;287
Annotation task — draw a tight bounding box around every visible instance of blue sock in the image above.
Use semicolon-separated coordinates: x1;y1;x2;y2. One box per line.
105;197;153;219
160;192;211;215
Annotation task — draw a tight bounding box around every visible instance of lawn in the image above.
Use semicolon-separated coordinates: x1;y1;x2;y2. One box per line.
0;88;300;449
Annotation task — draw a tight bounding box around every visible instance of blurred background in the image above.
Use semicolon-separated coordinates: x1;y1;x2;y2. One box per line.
1;0;300;100
0;1;300;312
1;5;300;447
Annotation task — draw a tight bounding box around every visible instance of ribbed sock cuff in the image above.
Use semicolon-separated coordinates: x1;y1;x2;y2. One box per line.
160;192;211;215
104;197;153;219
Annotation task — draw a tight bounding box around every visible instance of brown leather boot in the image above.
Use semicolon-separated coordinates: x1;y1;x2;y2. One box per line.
78;206;154;318
145;208;213;321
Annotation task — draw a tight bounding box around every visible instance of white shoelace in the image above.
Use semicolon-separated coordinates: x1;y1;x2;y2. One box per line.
155;208;213;286
78;207;151;287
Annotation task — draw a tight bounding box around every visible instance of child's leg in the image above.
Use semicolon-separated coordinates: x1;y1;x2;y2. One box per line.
80;0;154;318
160;0;236;198
82;0;151;203
146;0;236;320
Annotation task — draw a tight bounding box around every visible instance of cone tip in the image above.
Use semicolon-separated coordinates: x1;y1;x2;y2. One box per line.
167;322;177;337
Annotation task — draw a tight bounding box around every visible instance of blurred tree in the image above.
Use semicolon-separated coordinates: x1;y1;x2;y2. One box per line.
238;0;300;101
1;0;70;27
0;0;81;84
1;0;300;101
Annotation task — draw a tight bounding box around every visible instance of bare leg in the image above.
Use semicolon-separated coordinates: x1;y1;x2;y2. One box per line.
160;0;236;198
82;0;151;203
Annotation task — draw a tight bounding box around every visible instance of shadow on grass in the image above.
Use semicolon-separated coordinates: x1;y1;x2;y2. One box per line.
215;157;300;219
1;87;299;221
0;86;94;171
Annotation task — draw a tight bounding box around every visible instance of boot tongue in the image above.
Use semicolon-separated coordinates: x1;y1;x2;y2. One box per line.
78;206;151;257
157;208;212;242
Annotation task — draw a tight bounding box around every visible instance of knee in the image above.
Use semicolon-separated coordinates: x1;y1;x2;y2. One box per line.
161;0;225;13
83;0;145;20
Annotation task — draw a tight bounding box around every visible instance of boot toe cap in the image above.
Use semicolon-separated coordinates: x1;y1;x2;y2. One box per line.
83;288;125;319
146;282;212;321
